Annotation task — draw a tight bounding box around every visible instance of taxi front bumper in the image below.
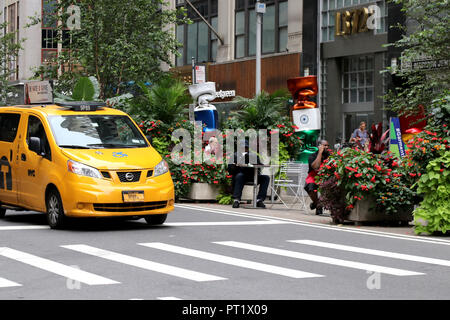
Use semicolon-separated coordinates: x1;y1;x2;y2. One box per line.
61;173;175;217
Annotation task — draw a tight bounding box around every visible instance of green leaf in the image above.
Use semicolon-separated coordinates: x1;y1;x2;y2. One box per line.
72;77;95;101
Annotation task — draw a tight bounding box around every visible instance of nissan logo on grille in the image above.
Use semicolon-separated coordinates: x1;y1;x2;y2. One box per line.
117;171;141;182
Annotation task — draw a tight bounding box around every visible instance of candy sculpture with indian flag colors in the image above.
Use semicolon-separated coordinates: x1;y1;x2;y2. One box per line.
287;76;321;163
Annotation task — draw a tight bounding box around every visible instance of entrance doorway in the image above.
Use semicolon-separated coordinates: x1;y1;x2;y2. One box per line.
343;113;374;142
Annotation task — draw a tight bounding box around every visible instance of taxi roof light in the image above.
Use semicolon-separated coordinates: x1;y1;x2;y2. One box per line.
56;101;106;112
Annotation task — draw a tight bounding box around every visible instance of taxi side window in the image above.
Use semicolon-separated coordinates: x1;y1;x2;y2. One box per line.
0;113;21;142
27;115;52;161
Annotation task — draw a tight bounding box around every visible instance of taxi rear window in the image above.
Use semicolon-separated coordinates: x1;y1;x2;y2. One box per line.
0;113;21;142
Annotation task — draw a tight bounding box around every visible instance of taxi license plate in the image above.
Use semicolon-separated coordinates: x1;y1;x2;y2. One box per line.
122;191;145;203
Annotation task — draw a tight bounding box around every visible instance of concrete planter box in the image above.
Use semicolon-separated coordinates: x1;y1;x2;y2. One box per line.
346;197;413;224
187;183;221;200
187;183;261;201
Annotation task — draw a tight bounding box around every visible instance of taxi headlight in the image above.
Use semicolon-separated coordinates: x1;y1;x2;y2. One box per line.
153;160;169;177
67;160;102;179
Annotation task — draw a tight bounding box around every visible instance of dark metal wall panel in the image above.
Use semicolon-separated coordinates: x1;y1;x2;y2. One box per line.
302;0;319;76
209;53;301;98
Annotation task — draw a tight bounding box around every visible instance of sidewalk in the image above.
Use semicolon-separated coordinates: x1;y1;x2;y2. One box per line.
178;200;421;237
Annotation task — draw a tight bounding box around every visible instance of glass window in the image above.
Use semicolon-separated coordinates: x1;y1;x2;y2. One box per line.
236;36;245;59
279;1;288;27
0;113;21;142
342;55;374;104
236;10;245;35
176;25;184;67
198;22;208;63
235;0;287;58
187;23;198;61
211;16;218;62
249;9;256;56
329;0;335;9
279;28;287;52
176;0;218;66
27;115;51;159
262;5;275;54
235;10;246;58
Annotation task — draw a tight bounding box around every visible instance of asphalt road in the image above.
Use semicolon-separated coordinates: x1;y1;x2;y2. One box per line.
0;204;450;300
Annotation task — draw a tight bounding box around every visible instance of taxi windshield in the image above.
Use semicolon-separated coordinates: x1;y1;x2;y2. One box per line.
48;115;148;149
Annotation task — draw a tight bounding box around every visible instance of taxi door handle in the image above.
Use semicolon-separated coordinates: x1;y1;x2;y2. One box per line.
10;150;12;162
21;153;26;162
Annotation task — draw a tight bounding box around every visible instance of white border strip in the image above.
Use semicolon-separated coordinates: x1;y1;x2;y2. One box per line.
165;221;288;226
0;226;50;231
157;296;183;300
175;204;450;246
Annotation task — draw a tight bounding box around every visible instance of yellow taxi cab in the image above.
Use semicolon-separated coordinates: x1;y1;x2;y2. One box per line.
0;101;174;229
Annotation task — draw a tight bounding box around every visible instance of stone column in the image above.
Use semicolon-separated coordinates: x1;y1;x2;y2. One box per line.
287;0;302;53
216;0;234;63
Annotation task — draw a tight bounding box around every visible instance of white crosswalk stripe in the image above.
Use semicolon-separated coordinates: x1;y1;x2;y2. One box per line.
61;244;225;282
0;247;119;285
139;242;324;279
1;237;441;290
215;241;425;276
290;240;450;267
0;277;21;288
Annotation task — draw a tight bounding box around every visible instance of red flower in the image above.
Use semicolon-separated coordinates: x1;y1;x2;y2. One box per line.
354;173;363;178
370;176;376;183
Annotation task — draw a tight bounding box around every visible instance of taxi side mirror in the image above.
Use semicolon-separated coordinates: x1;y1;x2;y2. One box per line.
29;137;42;155
146;135;153;145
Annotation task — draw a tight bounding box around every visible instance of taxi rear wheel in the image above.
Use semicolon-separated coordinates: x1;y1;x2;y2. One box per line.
144;214;167;225
0;207;5;218
46;189;66;229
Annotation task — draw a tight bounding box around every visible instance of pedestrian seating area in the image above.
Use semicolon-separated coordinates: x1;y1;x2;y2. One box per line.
269;161;309;210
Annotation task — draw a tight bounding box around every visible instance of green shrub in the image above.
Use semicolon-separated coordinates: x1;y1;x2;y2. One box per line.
414;151;450;235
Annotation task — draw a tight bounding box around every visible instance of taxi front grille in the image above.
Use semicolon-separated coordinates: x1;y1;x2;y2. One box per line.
93;201;167;212
116;171;141;182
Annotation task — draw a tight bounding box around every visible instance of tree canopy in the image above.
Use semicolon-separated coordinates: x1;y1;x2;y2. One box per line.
385;0;449;119
40;0;189;99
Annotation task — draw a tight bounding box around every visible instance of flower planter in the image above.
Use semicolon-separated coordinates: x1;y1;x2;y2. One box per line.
187;183;221;200
346;197;413;225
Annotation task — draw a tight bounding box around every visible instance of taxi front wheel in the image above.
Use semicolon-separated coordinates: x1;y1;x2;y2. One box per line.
144;214;167;225
46;189;67;229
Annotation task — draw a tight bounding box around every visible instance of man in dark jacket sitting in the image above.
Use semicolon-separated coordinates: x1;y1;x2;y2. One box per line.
227;141;270;209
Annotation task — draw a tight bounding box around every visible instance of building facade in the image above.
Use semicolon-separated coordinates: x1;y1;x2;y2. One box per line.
0;0;42;81
169;0;304;100
303;0;404;145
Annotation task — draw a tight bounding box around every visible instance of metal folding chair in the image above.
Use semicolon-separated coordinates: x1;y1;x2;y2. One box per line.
271;161;309;210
